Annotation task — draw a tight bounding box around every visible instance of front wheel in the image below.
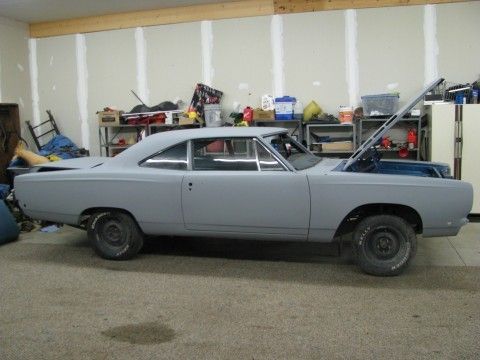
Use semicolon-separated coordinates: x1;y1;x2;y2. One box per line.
87;211;144;260
352;215;417;276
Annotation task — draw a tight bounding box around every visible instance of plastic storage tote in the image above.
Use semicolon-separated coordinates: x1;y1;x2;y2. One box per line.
361;94;399;117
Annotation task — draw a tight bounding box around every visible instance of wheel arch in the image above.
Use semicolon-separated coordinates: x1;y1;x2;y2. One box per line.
79;207;140;229
334;203;423;238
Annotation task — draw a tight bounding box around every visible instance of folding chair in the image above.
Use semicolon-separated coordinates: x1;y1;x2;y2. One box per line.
26;110;60;151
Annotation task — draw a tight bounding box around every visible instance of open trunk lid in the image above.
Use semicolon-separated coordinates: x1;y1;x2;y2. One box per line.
32;156;107;171
343;78;444;171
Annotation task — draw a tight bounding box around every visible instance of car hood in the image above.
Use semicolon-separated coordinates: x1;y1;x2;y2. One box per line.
302;158;344;175
343;78;444;171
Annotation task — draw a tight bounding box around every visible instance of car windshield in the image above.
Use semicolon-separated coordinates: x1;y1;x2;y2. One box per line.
263;133;321;170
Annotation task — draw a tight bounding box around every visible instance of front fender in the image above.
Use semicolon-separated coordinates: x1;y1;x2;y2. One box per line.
307;172;472;241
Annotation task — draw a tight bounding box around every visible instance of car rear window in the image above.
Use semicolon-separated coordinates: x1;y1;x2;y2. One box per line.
141;142;188;170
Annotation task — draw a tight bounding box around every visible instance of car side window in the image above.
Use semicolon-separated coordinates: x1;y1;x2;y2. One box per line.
256;141;284;171
193;138;258;171
141;142;188;170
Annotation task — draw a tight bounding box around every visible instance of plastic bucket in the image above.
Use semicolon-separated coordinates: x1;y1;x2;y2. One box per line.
303;101;322;121
275;96;296;120
338;106;353;124
204;104;223;127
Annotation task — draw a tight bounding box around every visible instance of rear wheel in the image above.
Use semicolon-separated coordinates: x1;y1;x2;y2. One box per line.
87;211;143;260
352;215;416;276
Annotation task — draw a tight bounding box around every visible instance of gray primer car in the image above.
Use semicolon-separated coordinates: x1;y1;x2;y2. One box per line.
14;81;473;276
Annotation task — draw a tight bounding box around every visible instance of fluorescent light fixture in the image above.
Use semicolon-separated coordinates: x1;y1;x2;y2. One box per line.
448;86;470;93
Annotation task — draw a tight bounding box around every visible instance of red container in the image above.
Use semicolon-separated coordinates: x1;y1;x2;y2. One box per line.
243;107;253;123
407;129;417;147
398;147;409;158
206;140;224;153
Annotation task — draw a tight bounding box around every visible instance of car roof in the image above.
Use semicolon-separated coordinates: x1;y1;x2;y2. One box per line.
151;126;286;140
106;126;288;167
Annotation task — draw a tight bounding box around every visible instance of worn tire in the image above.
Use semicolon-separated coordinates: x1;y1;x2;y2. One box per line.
87;211;144;260
352;215;417;276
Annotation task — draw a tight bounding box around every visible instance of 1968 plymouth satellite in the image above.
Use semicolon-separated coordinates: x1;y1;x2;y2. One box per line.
14;79;472;275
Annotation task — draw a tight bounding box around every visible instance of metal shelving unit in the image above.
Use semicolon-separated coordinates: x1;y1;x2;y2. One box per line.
98;124;149;157
358;116;425;160
148;123;200;135
305;123;356;156
99;111;201;157
253;119;304;143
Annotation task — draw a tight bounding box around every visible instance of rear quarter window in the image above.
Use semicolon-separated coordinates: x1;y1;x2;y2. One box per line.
140;142;188;170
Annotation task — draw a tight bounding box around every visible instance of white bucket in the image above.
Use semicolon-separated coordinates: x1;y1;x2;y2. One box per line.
338;106;353;124
204;104;223;127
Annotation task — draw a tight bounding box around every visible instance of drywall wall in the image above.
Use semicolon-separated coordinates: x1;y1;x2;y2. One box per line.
437;1;480;84
357;5;425;108
85;28;137;154
283;10;348;113
0;16;32;128
35;35;81;147
212;16;272;115
23;1;480;156
145;22;202;108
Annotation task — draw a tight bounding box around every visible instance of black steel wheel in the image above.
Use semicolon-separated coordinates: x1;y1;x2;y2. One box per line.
352;215;417;276
87;211;143;260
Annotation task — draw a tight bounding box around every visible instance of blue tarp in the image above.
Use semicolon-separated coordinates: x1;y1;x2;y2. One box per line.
0;184;10;200
10;135;80;167
38;135;79;159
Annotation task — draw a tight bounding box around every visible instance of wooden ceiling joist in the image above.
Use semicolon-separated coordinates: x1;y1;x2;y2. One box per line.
29;0;470;38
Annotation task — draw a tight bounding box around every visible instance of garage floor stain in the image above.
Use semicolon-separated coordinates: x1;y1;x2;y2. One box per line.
101;322;176;344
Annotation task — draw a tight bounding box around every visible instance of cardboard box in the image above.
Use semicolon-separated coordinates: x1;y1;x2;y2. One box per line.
321;141;353;152
98;111;122;126
253;109;275;121
178;117;197;126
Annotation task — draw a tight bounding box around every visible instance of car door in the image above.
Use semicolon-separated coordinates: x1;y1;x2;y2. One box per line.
182;137;310;237
133;141;188;234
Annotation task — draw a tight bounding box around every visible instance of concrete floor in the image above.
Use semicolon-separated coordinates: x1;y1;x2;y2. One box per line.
0;223;479;359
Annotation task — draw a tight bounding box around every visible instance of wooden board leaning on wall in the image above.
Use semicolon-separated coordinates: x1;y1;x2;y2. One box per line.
30;0;469;38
